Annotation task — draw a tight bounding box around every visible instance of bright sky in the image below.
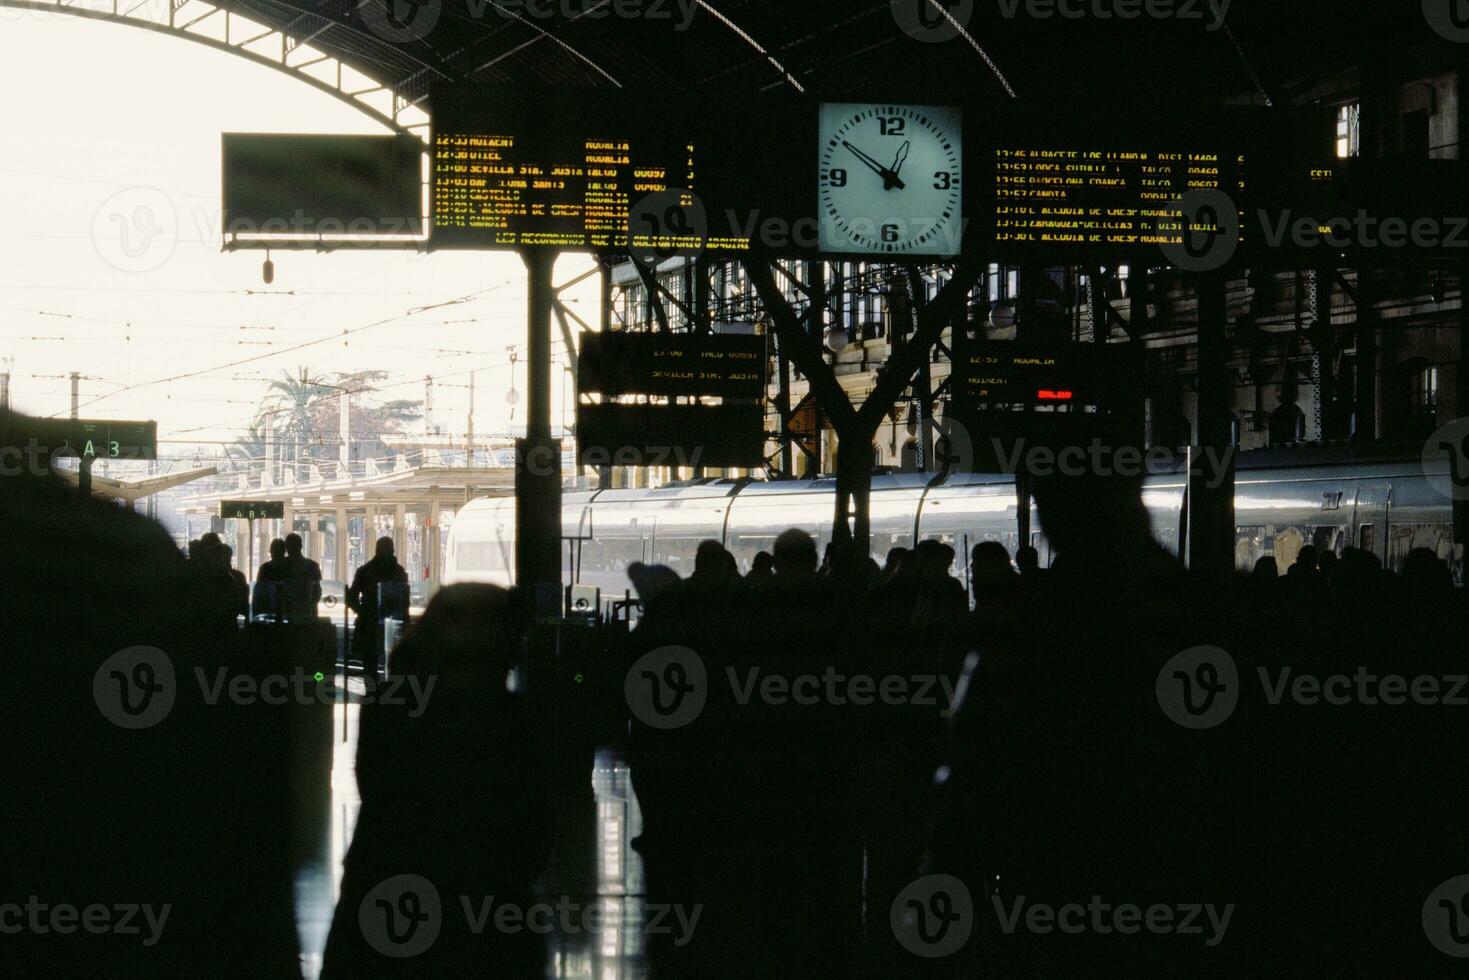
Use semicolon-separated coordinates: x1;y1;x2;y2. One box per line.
0;11;594;463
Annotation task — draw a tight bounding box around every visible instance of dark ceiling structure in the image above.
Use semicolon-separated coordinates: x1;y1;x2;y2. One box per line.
215;0;1436;115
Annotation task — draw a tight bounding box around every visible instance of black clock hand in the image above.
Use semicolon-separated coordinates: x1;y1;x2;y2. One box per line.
890;141;911;180
841;140;907;191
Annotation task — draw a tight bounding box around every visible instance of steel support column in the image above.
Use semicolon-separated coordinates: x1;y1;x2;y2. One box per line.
1190;273;1236;577
516;250;563;592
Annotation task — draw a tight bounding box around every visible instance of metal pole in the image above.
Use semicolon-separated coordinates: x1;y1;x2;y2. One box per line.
517;250;563;591
70;372;79;419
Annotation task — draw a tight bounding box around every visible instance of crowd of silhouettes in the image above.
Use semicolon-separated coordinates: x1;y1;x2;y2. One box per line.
6;394;1467;976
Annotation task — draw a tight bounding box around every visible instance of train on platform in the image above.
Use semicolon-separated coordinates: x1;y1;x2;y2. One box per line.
444;448;1464;596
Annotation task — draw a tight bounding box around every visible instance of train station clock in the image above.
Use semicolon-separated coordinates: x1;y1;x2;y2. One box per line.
818;102;964;257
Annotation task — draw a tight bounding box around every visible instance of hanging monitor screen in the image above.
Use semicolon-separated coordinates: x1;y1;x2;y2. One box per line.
222;134;425;245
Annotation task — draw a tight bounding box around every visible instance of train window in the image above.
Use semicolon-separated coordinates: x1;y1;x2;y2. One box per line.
1234;526;1267;571
1272;527;1305;570
1359;524;1375;553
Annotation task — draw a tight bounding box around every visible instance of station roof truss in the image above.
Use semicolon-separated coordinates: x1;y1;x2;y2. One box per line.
4;0;1414;128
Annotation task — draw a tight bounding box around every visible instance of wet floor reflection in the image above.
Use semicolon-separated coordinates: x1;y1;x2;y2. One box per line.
292;690;648;979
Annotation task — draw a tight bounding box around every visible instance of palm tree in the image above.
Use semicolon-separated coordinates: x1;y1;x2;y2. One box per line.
263;367;330;479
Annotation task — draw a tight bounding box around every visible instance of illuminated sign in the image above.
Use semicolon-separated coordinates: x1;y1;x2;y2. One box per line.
988;146;1247;253
952;343;1133;411
578;331;766;400
429;86;811;254
220;500;285;521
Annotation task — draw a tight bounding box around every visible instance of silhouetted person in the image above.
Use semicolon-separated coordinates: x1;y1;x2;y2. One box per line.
220;544;249;622
1015;543;1042;577
1251;555;1279;580
253;538;287;618
347;536;408;683
773;527;819;581
280;531;322;622
880;546;908;585
321;585;550;977
746;550;775;584
970;540;1018;602
688;539;735;597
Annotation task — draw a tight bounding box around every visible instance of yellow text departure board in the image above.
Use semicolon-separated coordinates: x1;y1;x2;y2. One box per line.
990;147;1247;251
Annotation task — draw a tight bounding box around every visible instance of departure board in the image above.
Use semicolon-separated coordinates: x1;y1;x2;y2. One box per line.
951;343;1136;411
578;332;765;400
988;146;1247;252
429;86;811;254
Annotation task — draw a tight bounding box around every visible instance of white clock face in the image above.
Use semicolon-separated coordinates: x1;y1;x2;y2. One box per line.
818;103;963;256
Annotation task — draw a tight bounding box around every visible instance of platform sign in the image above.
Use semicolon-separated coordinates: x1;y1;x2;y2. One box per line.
220;500;285;521
578;331;766;399
23;418;158;461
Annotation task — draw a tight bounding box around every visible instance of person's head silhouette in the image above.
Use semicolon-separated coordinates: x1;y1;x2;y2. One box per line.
773;528;818;579
374;536;395;560
269;539;286;562
1016;545;1040;576
284;533;304;557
